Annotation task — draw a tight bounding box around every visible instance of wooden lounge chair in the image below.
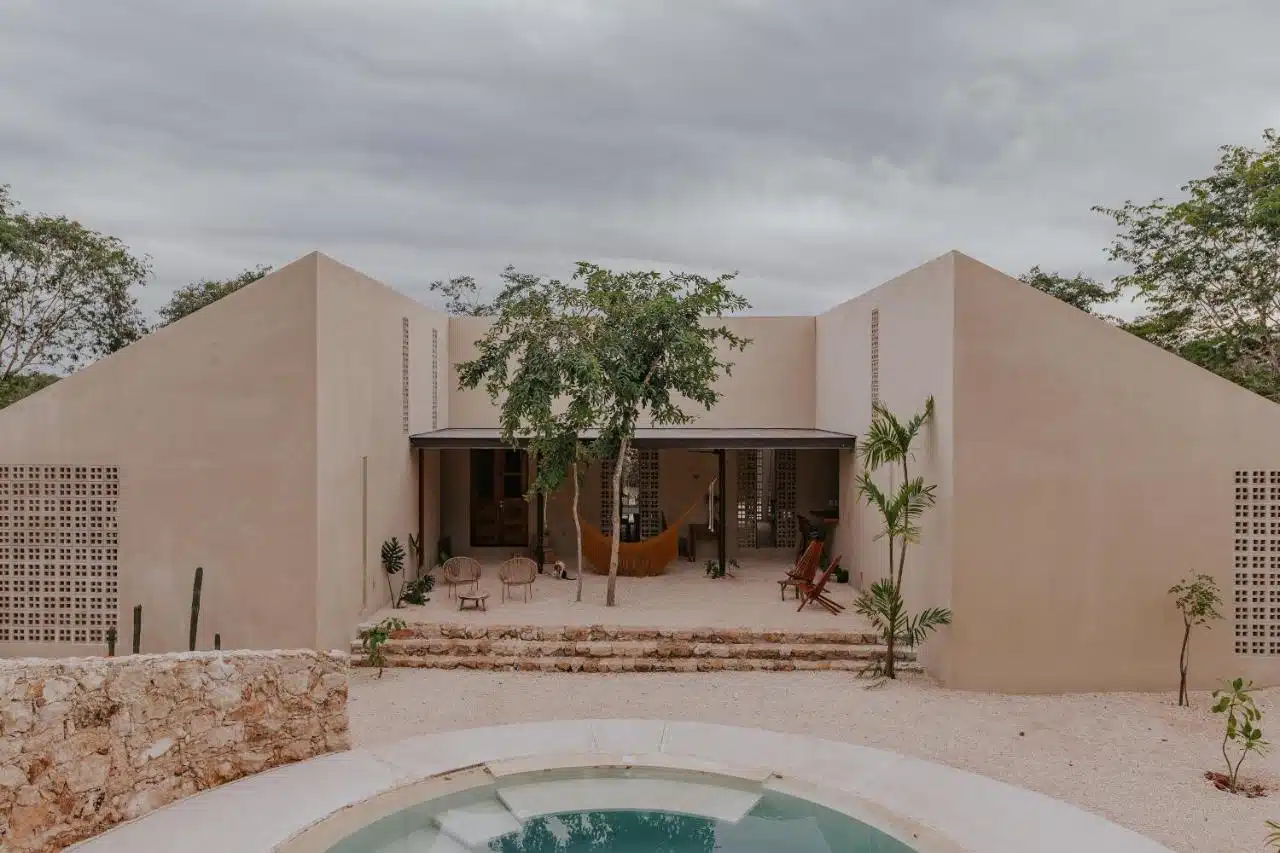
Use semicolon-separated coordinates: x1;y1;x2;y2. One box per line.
778;539;823;600
499;556;537;602
441;556;481;598
796;556;846;614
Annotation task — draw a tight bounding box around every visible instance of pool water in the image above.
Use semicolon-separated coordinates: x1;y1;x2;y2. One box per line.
324;768;916;853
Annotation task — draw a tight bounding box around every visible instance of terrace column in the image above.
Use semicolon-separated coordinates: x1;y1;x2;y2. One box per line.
717;449;727;574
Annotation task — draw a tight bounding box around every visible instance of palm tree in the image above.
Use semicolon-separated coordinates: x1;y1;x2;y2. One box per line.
855;397;950;678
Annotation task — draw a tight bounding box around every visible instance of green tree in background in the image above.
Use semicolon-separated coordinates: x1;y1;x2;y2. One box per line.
1018;266;1118;316
429;274;490;316
0;185;150;408
156;265;272;326
1030;129;1280;402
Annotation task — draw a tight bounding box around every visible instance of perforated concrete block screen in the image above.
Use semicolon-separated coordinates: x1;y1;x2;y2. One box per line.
1233;470;1280;656
0;466;120;644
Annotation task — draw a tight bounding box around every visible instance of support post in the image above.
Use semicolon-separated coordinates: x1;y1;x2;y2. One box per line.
535;489;546;571
416;448;424;574
717;449;727;575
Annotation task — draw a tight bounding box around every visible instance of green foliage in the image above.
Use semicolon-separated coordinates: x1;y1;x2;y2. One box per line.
1211;678;1269;792
359;616;406;678
857;397;943;679
1018;266;1119;315
573;263;750;606
381;537;406;608
429;274;490;316
704;557;738;579
455;267;604;603
854;579;952;668
1266;819;1280;850
1169;573;1224;705
1097;128;1280;402
398;574;435;606
407;533;424;573
156;265;270;327
0;184;150;380
0;370;58;409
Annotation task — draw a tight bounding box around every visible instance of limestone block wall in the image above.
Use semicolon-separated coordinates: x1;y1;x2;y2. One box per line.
0;649;350;852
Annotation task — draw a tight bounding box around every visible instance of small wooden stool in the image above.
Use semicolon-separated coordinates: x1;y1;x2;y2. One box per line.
458;591;489;612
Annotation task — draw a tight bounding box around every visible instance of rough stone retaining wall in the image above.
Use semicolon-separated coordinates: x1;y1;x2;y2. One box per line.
0;649;350;853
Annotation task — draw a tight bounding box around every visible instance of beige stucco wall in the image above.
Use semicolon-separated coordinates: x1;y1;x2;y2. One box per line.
816;252;957;681
0;257;321;657
313;256;448;648
447;316;815;429
950;253;1280;692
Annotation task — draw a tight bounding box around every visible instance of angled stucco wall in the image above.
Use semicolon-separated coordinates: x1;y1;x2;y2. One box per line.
314;255;448;649
816;253;958;681
447;316;816;429
950;253;1280;692
0;256;320;657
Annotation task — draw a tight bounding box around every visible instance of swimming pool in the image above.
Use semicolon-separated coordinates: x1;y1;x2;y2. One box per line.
317;766;920;853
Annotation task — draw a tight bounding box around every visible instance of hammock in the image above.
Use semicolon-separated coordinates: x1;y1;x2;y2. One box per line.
577;503;701;577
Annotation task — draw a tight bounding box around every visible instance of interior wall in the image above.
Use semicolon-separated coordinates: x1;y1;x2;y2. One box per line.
313;255;448;649
0;256;321;657
816;252;958;681
951;253;1280;692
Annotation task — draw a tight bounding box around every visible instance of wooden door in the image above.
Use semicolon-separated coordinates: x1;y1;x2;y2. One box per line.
470;449;528;547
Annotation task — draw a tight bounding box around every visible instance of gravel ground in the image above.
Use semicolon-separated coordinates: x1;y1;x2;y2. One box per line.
349;670;1279;853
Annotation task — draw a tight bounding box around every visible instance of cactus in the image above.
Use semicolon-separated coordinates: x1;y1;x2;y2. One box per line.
131;605;142;654
105;626;117;657
189;566;203;651
214;633;221;651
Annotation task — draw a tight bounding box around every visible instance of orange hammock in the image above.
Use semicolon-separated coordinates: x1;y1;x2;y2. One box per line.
577;503;701;577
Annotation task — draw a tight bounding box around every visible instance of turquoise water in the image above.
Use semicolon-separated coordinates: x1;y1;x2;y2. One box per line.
324;770;917;853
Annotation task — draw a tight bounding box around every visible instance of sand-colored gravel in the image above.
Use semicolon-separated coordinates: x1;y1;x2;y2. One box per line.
349;670;1279;853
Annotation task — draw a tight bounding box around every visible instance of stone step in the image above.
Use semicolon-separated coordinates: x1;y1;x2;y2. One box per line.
372;655;925;674
355;622;884;646
351;637;913;662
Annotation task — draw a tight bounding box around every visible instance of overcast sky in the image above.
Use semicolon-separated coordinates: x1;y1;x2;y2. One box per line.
2;0;1278;318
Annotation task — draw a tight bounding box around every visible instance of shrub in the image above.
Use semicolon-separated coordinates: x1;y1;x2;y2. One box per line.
381;537;406;608
1211;678;1268;793
359;616;406;678
1168;573;1222;706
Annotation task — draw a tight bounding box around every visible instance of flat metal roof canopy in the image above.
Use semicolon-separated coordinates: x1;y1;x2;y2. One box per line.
410;427;856;451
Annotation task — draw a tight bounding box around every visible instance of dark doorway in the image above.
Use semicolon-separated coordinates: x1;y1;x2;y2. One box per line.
470;449;529;546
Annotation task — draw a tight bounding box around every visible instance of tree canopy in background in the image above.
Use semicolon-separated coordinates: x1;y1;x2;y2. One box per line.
1027;128;1280;402
0;185;149;378
156;265;272;327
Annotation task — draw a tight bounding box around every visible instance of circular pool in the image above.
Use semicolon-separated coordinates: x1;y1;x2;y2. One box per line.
302;765;925;853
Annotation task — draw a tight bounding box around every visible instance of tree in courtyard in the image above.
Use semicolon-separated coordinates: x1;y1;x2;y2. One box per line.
576;263;749;606
1210;677;1268;794
1096;128;1280;402
1018;266;1119;316
1167;573;1223;707
456;268;604;601
853;397;951;679
156;265;272;326
0;185;150;403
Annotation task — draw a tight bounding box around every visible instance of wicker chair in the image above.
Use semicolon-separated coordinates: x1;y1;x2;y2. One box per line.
498;557;538;602
441;556;481;598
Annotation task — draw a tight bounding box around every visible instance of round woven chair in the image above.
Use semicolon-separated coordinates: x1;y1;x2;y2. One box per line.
498;557;538;602
441;556;481;598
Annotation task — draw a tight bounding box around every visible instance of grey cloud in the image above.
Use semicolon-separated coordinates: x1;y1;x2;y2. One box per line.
1;0;1278;317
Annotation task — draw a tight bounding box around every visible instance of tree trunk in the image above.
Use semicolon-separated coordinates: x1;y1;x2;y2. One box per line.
572;460;584;603
1178;619;1192;707
885;534;897;679
606;437;630;607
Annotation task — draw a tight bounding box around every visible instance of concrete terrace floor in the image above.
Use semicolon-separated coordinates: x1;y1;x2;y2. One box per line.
348;670;1280;853
368;554;876;632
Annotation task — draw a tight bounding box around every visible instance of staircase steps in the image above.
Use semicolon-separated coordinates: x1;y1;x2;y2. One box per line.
352;622;921;674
